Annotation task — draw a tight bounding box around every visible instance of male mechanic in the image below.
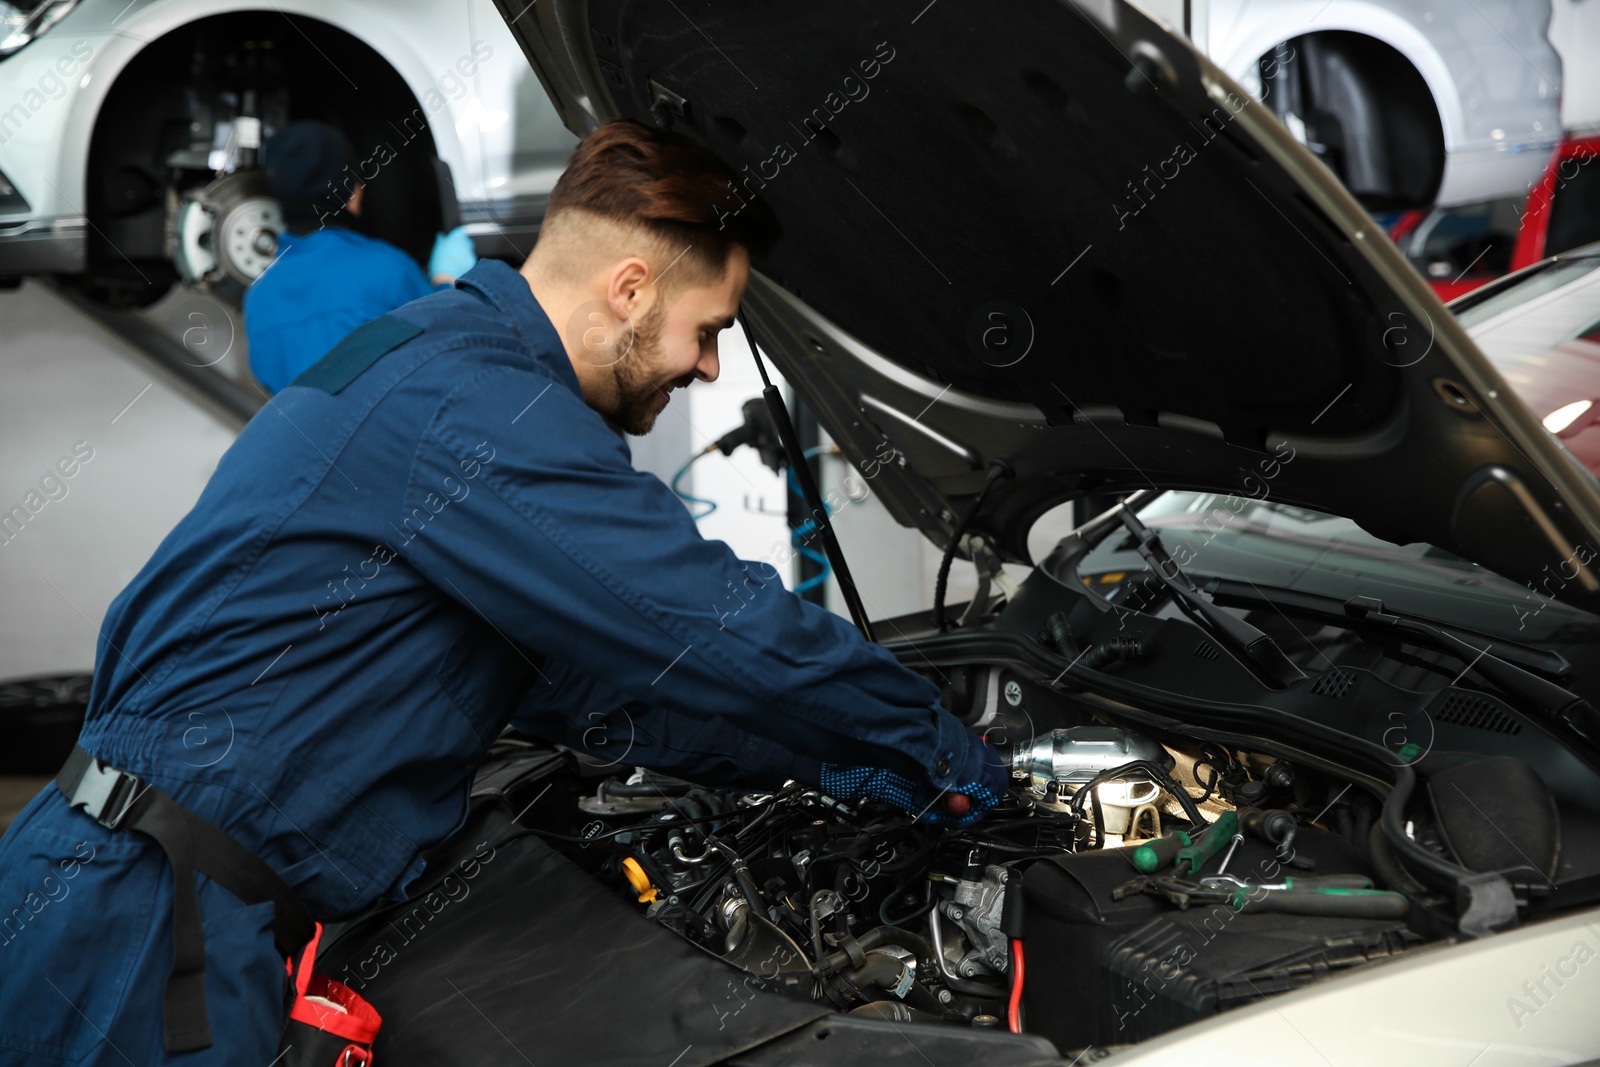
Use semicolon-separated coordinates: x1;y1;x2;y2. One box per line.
245;120;479;392
0;119;1007;1065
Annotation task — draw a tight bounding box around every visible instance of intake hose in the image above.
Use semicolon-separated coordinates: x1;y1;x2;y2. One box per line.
1078;634;1142;672
849;1001;945;1024
843;955;944;1015
940;973;1009;999
665;796;712;859
817;926;935;974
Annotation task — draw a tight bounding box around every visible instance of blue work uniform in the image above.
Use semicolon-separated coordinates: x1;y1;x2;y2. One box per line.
244;226;436;393
0;258;971;1065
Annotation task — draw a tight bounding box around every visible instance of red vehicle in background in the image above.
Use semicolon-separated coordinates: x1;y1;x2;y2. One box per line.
1390;133;1600;301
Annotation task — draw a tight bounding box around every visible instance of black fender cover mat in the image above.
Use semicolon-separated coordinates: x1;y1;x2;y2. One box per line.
313;806;830;1067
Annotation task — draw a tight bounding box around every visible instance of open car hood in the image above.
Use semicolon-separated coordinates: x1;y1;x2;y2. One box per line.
494;0;1600;614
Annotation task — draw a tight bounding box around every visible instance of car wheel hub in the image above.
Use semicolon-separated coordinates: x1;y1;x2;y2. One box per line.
169;170;283;291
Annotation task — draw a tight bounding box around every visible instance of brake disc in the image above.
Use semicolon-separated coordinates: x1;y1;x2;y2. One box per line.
168;170;283;298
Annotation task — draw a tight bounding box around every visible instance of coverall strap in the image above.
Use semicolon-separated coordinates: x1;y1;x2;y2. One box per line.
127;796;212;1051
56;745;317;1052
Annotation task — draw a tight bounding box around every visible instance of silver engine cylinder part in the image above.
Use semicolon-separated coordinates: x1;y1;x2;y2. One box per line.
1013;726;1171;831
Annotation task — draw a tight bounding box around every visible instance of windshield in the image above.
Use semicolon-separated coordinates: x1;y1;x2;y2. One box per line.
1074;491;1599;643
1454;255;1600;331
1453;254;1600;443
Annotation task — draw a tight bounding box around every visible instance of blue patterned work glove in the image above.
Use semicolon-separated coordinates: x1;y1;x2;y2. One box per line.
428;225;477;283
817;736;1009;827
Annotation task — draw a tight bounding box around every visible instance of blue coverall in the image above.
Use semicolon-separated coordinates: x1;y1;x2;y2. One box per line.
0;258;971;1065
244;226;436;393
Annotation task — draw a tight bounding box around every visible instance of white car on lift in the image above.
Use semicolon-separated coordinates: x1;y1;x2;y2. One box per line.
0;0;576;306
1140;0;1563;210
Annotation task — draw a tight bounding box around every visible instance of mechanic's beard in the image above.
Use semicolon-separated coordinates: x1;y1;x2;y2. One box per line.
608;301;677;436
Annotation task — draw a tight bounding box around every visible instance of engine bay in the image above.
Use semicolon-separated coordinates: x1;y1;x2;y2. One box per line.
386;498;1600;1060
470;629;1600;1056
544;724;1402;1053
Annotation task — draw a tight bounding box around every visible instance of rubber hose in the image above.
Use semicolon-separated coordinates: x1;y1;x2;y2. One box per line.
1368;822;1429;897
865;926;935;963
1380;765;1471;883
848;1001;944;1024
667;795;710;824
1078;634;1142;671
819;926;933;974
844;956;943;1015
941;972;1009;999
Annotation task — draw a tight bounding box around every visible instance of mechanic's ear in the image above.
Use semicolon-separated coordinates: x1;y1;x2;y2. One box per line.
607;256;653;321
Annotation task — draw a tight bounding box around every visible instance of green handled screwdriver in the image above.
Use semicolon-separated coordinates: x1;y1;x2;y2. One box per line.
1130;829;1193;873
1174;810;1239;876
1231;885;1409;918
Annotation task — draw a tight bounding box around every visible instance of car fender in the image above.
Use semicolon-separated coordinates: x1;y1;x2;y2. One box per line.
4;0;488;225
0;28;123;226
1205;1;1464;151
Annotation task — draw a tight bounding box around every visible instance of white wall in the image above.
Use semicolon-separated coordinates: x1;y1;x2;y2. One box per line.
0;282;237;680
667;328;792;576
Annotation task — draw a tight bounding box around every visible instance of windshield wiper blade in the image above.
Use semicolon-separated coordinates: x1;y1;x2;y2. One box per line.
1204;579;1572;679
1209;579;1600;757
1115;504;1303;689
1341;594;1600;755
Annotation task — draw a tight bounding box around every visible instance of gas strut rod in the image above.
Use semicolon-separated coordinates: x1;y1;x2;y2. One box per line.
738;313;875;642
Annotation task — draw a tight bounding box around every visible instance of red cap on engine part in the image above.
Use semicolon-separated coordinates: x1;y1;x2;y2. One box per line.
944;793;971;817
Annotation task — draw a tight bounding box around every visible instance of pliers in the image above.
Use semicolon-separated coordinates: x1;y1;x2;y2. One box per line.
1113;873;1409;919
1198;874;1410;919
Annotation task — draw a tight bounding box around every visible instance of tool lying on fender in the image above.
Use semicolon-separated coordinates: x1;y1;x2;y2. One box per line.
1130;810;1239;875
1113;870;1409;919
1199;874;1410;918
1129;827;1192;874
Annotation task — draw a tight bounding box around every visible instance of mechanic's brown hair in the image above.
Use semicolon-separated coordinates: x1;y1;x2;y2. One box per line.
541;119;779;288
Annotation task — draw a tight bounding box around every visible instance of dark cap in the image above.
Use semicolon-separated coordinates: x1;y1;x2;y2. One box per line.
262;121;358;224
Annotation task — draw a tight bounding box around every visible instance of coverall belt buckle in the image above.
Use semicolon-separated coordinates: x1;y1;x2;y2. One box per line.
67;758;143;829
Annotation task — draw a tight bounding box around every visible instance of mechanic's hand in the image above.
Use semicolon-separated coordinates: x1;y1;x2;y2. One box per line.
428;225;477;284
818;735;1010;827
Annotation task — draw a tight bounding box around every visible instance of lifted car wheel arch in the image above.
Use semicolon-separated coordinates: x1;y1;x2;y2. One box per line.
74;11;446;308
1258;30;1445;213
